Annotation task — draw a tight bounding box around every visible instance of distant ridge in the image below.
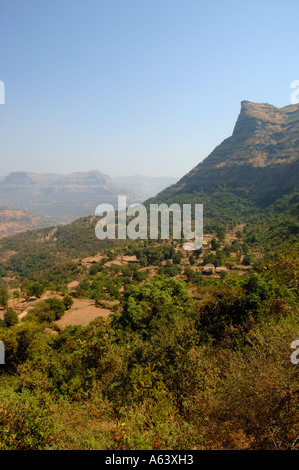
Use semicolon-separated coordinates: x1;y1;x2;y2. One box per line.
0;170;177;222
0;170;130;221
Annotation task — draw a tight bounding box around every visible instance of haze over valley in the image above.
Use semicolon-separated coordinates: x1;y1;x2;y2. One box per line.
0;0;298;453
0;172;178;237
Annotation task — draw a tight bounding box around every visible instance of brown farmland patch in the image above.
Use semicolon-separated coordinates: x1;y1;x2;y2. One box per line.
55;298;111;329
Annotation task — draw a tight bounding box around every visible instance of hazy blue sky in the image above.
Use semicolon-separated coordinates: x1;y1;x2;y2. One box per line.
0;0;298;178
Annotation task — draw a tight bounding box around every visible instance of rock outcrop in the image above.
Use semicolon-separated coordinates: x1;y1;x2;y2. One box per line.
172;101;299;203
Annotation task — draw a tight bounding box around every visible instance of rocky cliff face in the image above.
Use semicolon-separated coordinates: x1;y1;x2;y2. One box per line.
173;101;299;203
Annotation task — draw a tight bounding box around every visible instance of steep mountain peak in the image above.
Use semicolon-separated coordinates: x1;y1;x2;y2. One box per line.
232;100;296;142
159;101;299;204
240;99;283;116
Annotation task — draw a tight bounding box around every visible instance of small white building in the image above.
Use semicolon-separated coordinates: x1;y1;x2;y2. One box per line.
215;266;228;273
202;264;215;274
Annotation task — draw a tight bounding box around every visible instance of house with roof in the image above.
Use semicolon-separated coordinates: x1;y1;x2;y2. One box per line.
202;264;215;274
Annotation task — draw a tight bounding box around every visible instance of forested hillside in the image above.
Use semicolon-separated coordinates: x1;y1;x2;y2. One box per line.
0;100;298;451
0;194;298;449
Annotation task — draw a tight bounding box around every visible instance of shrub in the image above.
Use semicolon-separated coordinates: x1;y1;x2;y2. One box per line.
0;390;55;450
63;295;74;310
27;283;44;298
0;287;9;308
0;322;48;371
45;298;66;320
112;276;194;338
4;308;19;327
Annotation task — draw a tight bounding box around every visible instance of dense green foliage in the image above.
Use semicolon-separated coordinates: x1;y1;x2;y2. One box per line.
0;287;9;307
0;186;298;450
0;238;298;450
0;190;297;283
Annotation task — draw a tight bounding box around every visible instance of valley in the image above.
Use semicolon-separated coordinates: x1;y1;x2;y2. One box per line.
1;0;298;454
0;100;298;451
0;171;178;228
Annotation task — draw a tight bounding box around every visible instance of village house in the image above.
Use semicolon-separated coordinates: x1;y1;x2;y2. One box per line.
215;266;228;273
202;264;215;274
121;255;139;263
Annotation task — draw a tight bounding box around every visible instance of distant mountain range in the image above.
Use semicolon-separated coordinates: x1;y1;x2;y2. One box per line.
153;101;299;206
1;100;298;239
0;171;178;223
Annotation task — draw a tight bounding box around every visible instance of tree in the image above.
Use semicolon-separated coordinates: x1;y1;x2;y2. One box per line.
242;254;252;266
112;276;194;337
26;283;44;298
189;254;196;265
4;308;19;327
172;251;183;264
63;295;74;310
211;238;220;251
45;297;66;320
89;264;98;276
0;287;9;308
216;226;226;242
13;290;20;300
